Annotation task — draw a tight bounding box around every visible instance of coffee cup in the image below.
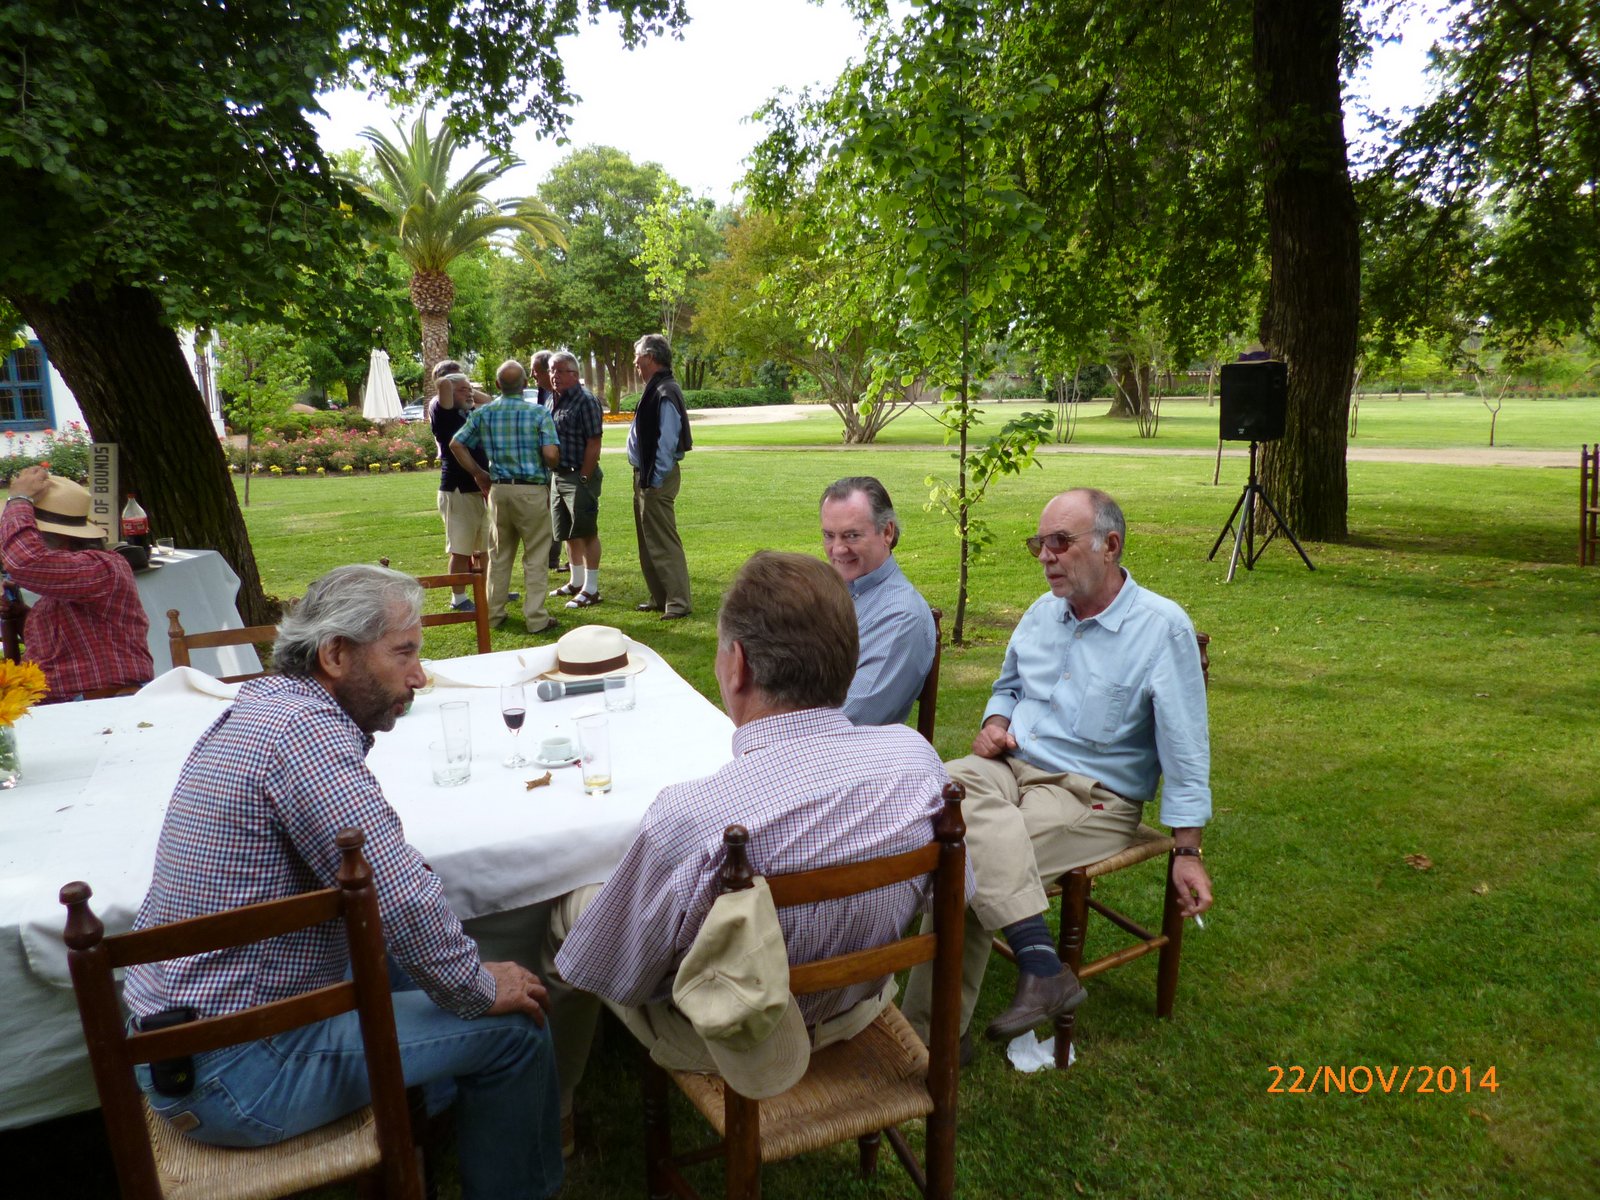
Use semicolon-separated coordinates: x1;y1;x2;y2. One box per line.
540;736;575;762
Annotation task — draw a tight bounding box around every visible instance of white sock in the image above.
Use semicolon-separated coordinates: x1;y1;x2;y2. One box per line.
582;568;599;596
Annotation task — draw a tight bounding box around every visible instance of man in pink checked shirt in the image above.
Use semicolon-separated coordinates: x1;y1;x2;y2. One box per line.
544;551;964;1128
1;465;152;699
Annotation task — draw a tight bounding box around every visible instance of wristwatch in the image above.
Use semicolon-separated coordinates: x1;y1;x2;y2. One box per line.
1172;846;1204;858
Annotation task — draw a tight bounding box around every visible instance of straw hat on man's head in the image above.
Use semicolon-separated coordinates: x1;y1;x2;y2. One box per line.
31;475;107;544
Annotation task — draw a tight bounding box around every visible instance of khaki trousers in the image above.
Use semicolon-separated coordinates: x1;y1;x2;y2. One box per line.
632;464;691;616
902;754;1142;1039
542;886;893;1116
487;482;554;629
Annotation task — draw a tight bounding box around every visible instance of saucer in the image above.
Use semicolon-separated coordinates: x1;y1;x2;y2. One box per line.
532;753;580;769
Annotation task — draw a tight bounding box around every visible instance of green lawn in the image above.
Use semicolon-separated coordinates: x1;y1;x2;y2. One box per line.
690;393;1600;452
225;434;1599;1199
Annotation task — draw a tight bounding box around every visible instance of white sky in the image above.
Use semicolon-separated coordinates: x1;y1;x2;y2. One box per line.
312;0;870;206
312;0;1455;207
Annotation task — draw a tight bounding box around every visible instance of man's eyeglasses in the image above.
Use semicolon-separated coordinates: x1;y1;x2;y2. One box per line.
1026;529;1094;557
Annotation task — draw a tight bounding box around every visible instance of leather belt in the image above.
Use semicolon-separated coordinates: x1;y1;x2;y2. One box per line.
493;477;547;486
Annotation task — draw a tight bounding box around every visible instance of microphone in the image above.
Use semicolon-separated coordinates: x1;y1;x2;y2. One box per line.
535;677;607;702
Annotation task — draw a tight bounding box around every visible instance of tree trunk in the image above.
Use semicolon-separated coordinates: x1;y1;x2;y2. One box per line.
1253;0;1360;542
13;282;274;623
419;311;449;383
1106;350;1140;418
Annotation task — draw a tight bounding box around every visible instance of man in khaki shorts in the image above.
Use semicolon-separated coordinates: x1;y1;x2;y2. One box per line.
904;487;1215;1050
428;365;489;610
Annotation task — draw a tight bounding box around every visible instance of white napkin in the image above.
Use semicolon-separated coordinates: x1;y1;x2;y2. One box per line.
1006;1032;1075;1072
422;651;553;689
136;667;241;701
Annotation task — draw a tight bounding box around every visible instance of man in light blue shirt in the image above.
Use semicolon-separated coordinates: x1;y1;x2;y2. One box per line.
904;487;1215;1049
820;476;936;726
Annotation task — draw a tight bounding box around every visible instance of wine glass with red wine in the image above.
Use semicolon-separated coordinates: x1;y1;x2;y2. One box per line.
500;683;529;768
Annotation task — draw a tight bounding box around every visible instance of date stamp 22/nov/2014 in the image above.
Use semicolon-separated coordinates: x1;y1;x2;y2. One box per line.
1267;1064;1499;1095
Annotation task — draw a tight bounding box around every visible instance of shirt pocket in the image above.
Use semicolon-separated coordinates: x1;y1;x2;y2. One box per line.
1071;674;1131;743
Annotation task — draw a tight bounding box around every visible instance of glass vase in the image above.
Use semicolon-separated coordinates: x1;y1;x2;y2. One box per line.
0;724;18;789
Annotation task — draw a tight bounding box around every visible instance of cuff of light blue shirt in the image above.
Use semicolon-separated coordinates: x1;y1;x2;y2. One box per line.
1157;796;1212;830
982;697;1018;725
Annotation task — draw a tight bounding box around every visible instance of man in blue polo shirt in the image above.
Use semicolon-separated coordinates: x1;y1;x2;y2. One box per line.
451;360;561;634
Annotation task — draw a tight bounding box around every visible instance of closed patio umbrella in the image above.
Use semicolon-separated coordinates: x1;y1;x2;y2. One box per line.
361;349;403;421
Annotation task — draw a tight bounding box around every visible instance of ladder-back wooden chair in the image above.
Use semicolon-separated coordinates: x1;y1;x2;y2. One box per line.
915;607;944;745
992;630;1212;1069
166;609;277;684
59;828;424;1200
379;559;491;654
1581;443;1598;566
644;782;968;1200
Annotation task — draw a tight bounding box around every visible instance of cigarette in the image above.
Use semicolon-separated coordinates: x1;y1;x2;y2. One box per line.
1193;914;1206;930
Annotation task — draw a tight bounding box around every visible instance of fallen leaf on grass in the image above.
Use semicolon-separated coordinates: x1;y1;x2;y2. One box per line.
1474;692;1490;698
1467;1109;1492;1124
1470;882;1490;895
524;772;553;791
1404;854;1434;871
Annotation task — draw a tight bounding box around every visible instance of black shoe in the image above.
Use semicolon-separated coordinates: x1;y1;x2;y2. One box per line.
636;602;663;612
959;1031;975;1069
529;618;560;635
984;966;1086;1042
660;611;689;621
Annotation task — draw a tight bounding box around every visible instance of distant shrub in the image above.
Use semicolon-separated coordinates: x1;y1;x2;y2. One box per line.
0;423;93;482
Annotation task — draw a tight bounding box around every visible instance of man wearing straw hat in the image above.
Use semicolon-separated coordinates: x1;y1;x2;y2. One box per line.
1;464;152;699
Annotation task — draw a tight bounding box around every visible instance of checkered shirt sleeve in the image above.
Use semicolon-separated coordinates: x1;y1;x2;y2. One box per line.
555;708;970;1025
124;676;495;1023
0;500;153;697
453;396;560;480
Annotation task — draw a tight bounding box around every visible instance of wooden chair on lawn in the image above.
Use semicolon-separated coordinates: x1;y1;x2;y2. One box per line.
992;630;1212;1070
59;827;425;1200
644;782;968;1200
914;607;944;745
1581;443;1599;566
379;559;491;654
166;609;277;683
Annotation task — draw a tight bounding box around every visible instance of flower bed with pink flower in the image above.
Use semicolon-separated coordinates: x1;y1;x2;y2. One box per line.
226;423;439;476
0;423;94;483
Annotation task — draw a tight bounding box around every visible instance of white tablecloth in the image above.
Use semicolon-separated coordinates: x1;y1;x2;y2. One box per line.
0;643;732;1129
18;548;262;680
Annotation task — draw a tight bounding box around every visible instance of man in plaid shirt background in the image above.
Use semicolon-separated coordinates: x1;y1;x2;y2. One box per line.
450;359;562;634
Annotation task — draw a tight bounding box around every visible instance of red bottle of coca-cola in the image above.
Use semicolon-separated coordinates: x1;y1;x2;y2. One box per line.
121;494;150;548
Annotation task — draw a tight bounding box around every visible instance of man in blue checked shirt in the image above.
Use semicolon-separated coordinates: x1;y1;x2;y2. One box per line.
904;487;1215;1051
124;565;562;1198
819;476;936;726
451;359;562;633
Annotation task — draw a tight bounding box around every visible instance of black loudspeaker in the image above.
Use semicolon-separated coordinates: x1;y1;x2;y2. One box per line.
1219;360;1287;442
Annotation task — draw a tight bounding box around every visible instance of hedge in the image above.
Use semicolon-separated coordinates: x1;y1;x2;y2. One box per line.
617;385;790;413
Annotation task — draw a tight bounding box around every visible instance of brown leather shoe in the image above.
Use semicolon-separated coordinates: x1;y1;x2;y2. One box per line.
983;966;1086;1042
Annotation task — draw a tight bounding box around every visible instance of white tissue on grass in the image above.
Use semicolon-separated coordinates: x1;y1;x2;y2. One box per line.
1006;1031;1075;1072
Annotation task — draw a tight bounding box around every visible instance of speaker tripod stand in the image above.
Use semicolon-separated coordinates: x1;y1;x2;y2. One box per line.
1208;440;1315;581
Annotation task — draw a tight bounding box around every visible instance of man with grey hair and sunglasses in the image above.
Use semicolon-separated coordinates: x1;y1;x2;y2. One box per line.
124;565;563;1198
819;475;936;726
903;487;1214;1055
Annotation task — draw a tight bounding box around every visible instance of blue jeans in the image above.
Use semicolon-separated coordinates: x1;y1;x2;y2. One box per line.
139;982;562;1199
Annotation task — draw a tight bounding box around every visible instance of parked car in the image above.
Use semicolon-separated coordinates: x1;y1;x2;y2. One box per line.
397;403;427;423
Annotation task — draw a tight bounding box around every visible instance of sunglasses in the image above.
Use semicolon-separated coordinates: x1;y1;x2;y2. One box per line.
1025;529;1094;557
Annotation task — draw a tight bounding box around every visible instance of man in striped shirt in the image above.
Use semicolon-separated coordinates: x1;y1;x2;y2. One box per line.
547;551;961;1117
820;476;936;726
124;565;561;1199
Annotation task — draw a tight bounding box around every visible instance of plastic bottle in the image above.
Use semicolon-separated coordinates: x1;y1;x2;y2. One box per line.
121;494;149;548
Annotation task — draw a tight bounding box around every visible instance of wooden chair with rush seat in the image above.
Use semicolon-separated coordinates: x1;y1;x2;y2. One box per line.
59;827;425;1200
1581;443;1598;566
379;559;490;654
991;630;1212;1070
166;609;277;684
643;782;968;1200
914;607;944;745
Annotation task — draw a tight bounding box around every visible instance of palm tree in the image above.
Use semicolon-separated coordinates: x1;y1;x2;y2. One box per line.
353;113;565;378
